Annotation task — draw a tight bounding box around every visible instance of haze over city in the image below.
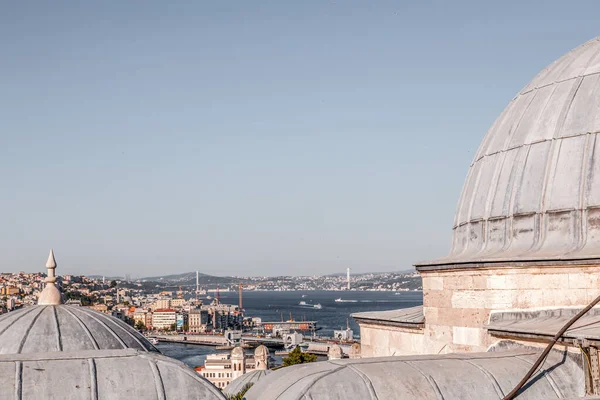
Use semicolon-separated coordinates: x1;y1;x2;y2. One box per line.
2;1;600;277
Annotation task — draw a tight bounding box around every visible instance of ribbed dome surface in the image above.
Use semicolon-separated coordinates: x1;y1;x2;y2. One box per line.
0;305;158;354
244;350;582;400
0;349;225;400
223;370;272;397
425;37;600;267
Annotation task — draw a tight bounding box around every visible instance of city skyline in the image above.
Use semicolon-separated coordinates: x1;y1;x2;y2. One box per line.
3;2;600;276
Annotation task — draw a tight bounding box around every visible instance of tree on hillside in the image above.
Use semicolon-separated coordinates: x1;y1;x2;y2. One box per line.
282;346;317;367
110;280;117;288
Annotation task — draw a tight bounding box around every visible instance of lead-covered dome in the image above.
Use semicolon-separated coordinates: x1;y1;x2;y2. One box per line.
0;250;225;399
420;37;600;268
0;305;158;354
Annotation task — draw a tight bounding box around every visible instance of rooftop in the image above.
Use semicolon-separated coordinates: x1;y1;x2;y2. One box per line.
487;308;600;343
351;305;424;329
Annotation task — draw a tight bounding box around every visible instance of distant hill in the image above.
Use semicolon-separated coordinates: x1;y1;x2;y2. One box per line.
141;272;247;287
326;269;416;277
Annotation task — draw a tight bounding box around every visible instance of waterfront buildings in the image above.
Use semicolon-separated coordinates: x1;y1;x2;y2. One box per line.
152;308;177;330
188;307;209;333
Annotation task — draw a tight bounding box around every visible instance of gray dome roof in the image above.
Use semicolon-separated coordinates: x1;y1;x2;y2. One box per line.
0;305;157;354
420;37;600;268
0;349;225;399
254;344;269;358
231;346;245;357
223;369;272;397
244;349;582;400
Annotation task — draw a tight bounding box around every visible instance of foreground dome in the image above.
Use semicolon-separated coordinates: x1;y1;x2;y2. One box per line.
0;305;158;354
0;250;225;399
0;349;225;399
420;37;600;268
244;349;582;400
223;370;272;397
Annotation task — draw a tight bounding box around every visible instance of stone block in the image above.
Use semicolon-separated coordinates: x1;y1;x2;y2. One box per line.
453;326;484;347
472;275;488;290
588;288;600;303
423;306;438;324
426;324;453;343
560;288;588;306
424;289;453;308
451;290;485;309
486;275;506;290
530;274;564;289
444;275;473;290
461;308;491;327
423;276;444;291
434;307;462;327
514;290;541;308
485;289;519;309
568;272;590;289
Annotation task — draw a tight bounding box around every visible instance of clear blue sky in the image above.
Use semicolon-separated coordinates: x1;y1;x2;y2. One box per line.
1;1;598;277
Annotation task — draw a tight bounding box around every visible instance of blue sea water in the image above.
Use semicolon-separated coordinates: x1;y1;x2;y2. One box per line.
157;290;422;368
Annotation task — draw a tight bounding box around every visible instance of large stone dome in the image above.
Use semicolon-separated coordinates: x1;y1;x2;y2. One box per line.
0;305;158;354
0;250;226;399
420;37;600;269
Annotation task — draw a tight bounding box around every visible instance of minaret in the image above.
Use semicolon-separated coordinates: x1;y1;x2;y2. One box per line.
196;271;199;304
38;249;62;305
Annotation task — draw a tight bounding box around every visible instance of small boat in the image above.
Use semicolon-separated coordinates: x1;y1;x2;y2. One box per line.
206;295;212;299
150;338;159;345
301;294;307;298
313;303;322;309
299;301;307;306
335;298;342;302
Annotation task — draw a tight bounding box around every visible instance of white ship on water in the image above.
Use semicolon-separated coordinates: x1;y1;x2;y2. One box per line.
335;298;358;303
299;301;322;309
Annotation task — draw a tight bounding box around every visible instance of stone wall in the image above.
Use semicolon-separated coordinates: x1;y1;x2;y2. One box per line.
359;323;424;358
421;264;600;353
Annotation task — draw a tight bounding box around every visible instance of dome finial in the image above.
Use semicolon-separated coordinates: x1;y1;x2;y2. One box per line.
46;249;56;269
38;249;62;305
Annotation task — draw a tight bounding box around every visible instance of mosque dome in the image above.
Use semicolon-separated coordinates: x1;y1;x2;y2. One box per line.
0;304;157;354
327;344;343;360
2;349;225;399
244;349;582;400
1;250;225;400
223;370;272;397
0;250;157;354
419;37;600;269
231;346;245;358
254;344;269;358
